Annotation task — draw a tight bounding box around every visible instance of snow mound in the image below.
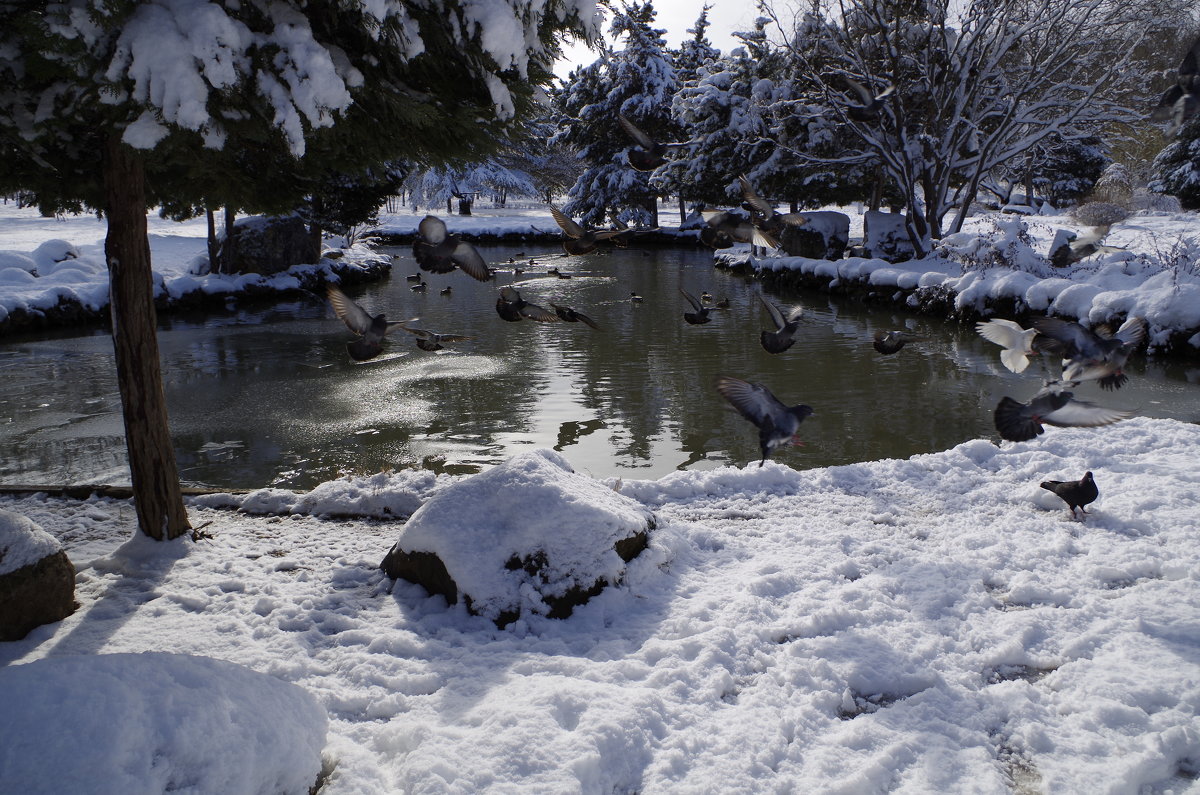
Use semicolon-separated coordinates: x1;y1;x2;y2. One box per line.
0;510;61;576
0;652;327;795
384;449;655;624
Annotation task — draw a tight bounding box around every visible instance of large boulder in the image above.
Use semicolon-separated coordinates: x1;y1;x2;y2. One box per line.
780;210;851;259
217;215;316;275
381;449;655;627
0;510;75;641
862;210;917;263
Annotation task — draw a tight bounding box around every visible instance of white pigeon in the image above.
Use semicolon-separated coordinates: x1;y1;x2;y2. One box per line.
976;318;1039;373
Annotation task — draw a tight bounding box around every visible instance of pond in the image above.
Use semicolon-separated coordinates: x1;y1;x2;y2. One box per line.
2;243;1198;490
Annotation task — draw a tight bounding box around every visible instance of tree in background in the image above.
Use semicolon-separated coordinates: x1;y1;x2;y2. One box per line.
765;0;1152;256
1030;135;1109;208
1150;116;1200;209
555;2;677;226
0;0;596;540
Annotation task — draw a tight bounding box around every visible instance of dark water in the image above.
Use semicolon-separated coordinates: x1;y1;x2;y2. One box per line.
2;244;1198;489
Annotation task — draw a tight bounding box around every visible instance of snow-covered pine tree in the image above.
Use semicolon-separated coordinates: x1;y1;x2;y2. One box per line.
554;2;677;227
0;0;597;540
1150;116;1200;209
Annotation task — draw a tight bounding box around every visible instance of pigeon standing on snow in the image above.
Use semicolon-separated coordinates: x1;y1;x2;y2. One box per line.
994;383;1133;442
1040;471;1098;519
680;289;712;325
872;330;919;355
716;376;814;467
1030;315;1146;390
759;295;804;354
412;215;492;281
326;286;416;361
1151;35;1200;135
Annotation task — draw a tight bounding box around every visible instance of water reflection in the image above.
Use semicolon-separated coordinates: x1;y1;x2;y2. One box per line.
2;243;1199;489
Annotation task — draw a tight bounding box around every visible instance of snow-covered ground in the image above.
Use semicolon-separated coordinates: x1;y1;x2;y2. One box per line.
3;418;1200;792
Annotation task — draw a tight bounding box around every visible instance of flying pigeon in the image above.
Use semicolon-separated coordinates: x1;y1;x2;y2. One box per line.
841;77;895;122
1040;471;1099;519
1151;35;1200;135
716;375;814;467
616;112;683;171
326;285;415;361
549;206;630;255
412;215;492;281
738;175;809;241
872;329;919;355
1029;315;1145;389
759;295;804;354
495;285;559;323
994;384;1133;442
680;289;712;325
550;303;601;329
398;326;473;352
976;318;1040;373
1048;225;1125;266
699;210;777;249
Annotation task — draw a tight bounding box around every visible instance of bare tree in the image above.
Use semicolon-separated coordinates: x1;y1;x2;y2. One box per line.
763;0;1153;256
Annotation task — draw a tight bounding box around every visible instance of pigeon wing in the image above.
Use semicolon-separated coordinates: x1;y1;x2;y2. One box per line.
680;289;705;312
716;376;789;429
759;295;787;330
449;240;491;281
1041;399;1133;429
617;113;656;150
518;301;560;322
738;175;775;219
327;286;374;335
549;206;585;238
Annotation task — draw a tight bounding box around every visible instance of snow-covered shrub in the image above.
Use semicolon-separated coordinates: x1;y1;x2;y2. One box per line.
1130;189;1183;213
1071;201;1131;228
1088;162;1134;205
1149;117;1200;209
937;216;1051;277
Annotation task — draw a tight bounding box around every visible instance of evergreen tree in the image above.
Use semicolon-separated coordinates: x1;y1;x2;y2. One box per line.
1150;117;1200;209
0;0;595;540
1031;135;1109;207
554;2;677;226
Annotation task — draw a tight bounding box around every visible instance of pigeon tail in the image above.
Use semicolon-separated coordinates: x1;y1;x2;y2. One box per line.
994;396;1044;442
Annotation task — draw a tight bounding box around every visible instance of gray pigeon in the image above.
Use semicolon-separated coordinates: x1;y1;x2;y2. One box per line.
550;303;602;329
872;329;919;355
616;112;684;171
1029;315;1145;389
716;375;814;467
841;77;895;122
412;215;491;281
680;289;712;325
738;175;808;242
699;209;775;249
549;206;631;255
994;384;1133;442
1152;36;1200;135
759;295;804;354
326;286;415;361
495;286;559;323
1040;471;1098;519
398;326;473;352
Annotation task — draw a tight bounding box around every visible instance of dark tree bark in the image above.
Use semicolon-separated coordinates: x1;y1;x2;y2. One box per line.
223;204;235;274
102;136;190;541
205;208;218;273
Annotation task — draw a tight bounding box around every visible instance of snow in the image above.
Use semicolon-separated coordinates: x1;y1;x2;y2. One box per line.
0;509;61;576
2;417;1200;791
0;652;327;795
391;449;654;623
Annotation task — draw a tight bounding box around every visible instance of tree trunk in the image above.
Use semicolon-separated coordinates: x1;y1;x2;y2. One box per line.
102;136;190;541
678;195;685;222
222;204;235;274
205;208;218;274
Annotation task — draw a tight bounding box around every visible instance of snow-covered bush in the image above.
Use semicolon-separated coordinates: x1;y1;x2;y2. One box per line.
937;217;1051;277
1088;162;1134;206
1071;202;1131;228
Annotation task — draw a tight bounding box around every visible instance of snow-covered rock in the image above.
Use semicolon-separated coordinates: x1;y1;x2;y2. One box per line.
0;510;75;641
0;653;327;794
381;449;655;626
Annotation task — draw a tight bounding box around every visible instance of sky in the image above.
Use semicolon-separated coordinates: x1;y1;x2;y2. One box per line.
555;0;763;77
